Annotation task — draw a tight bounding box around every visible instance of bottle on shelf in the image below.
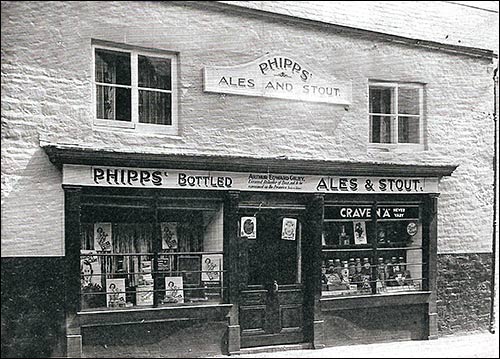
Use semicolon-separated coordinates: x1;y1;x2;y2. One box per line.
341;260;350;284
385;258;394;286
399;256;406;272
334;258;342;277
339;225;350;246
360;258;371;291
355;257;362;274
376;257;386;293
348;258;356;279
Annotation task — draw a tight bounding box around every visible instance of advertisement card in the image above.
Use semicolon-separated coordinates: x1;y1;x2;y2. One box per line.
164;276;184;304
353;221;367;245
94;223;112;252
136;284;154;306
281;218;297;240
80;250;102;287
161;222;178;250
106;278;126;308
240;217;257;239
201;254;223;282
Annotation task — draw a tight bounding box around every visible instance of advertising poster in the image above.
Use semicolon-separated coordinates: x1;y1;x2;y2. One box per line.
161;222;178;250
80;250;102;287
240;217;257;239
281;218;297;241
353;221;367;245
164;276;184;304
106;278;126;308
201;254;223;282
136;284;154;306
94;223;112;252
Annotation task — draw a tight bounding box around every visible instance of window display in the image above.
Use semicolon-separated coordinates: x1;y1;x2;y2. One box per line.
79;199;224;310
321;203;424;297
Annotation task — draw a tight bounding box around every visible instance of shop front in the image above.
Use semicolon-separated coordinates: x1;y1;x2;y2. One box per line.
46;147;455;356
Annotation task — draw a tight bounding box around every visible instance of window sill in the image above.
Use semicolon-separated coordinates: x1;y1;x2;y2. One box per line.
93;119;180;137
368;143;425;153
78;303;233;328
320;290;431;311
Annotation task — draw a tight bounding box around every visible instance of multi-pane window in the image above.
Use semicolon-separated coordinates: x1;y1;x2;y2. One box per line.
369;83;423;145
80;196;224;310
93;45;177;132
321;203;425;297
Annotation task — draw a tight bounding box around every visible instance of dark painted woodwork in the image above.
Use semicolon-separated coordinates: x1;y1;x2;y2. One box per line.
424;194;439;338
322;304;428;346
78;303;233;328
320;291;431;311
303;194;325;347
43;144;457;177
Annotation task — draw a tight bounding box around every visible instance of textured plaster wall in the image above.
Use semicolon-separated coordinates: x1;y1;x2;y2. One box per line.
1;1;495;256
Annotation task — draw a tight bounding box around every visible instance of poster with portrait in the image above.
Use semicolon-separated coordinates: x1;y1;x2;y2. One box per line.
240;217;257;239
106;278;126;308
164;276;184;304
136;284;154;306
80;250;102;288
94;223;112;252
353;221;368;245
201;254;223;282
161;222;178;250
281;218;297;241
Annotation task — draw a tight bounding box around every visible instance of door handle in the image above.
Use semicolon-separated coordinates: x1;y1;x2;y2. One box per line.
272;280;279;293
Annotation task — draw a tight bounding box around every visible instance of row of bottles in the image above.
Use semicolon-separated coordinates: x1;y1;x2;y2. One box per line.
322;256;413;293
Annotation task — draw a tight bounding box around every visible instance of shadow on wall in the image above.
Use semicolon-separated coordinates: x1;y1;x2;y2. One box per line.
1;257;66;358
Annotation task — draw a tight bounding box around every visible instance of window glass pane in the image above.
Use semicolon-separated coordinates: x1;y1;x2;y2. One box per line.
398;116;420;143
369;87;394;114
398;88;420;115
138;55;171;90
95;49;131;85
80;201;224;311
139;90;172;125
96;85;131;121
370;115;392;143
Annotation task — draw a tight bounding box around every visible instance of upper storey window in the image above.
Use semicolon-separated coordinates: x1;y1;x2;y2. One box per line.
93;45;177;134
369;82;424;149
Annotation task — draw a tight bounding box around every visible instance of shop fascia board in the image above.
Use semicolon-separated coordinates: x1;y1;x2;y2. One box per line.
41;143;458;178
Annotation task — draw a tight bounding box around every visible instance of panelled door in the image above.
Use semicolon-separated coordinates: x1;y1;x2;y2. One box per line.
239;208;306;348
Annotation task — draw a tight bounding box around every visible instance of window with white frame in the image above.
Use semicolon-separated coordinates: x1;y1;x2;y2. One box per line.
369;82;423;146
93;45;177;133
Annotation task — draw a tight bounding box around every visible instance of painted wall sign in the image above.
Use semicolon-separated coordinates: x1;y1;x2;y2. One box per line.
204;54;352;105
63;164;439;194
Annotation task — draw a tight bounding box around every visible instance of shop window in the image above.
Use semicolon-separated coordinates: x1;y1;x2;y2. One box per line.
321;203;424;297
369;82;424;148
79;198;223;310
93;44;177;134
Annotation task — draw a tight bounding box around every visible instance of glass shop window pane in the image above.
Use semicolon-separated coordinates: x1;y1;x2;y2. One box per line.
398;116;420;143
96;85;131;121
398;88;420;115
369;87;394;114
139;90;172;125
95;49;131;85
138;55;172;90
370;115;392;143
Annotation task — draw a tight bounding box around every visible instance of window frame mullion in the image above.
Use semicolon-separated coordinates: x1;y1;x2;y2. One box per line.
131;52;139;125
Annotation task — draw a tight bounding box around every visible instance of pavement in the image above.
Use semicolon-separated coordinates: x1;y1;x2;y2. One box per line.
214;332;499;358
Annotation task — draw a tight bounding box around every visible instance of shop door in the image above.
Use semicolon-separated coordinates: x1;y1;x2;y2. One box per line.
239;209;305;348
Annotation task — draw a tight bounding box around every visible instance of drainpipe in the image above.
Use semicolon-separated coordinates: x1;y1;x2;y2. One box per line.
491;62;498;334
